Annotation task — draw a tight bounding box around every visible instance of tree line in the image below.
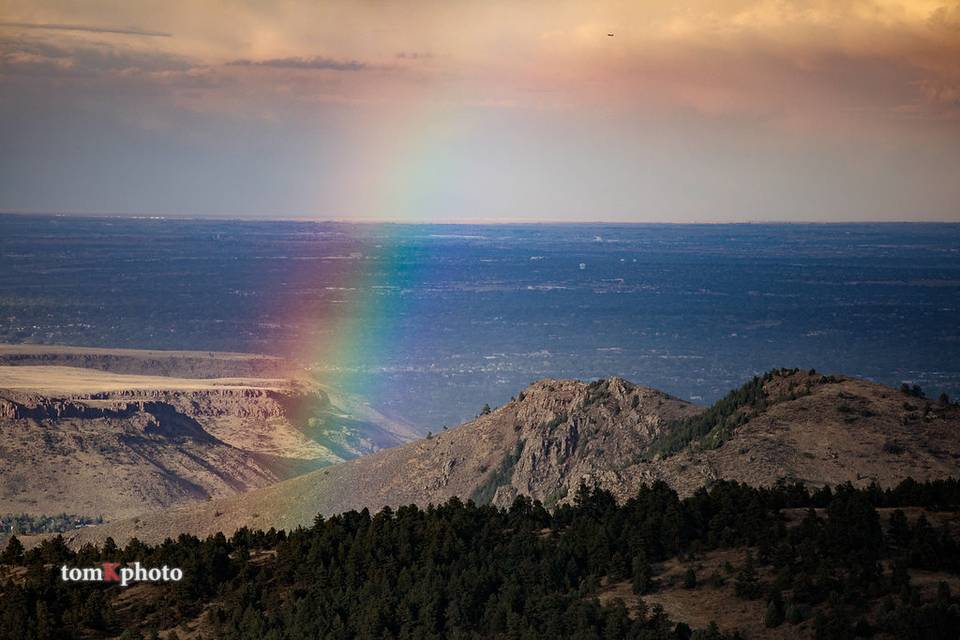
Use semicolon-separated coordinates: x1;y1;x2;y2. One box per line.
1;513;102;536
2;478;960;639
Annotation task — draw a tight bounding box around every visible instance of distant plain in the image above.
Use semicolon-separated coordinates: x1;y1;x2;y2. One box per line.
1;214;958;429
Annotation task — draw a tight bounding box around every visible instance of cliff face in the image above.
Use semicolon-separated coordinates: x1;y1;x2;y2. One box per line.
0;344;291;379
0;350;419;522
0;384;334;520
1;387;310;421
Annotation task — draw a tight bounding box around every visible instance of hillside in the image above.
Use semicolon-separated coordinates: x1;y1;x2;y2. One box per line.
64;377;696;543
0;346;419;523
647;370;960;496
8;478;960;640
67;369;960;546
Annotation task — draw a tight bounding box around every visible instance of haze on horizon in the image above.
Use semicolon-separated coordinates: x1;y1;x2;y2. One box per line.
1;1;959;223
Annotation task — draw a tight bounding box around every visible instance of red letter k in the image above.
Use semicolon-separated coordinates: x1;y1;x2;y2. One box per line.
102;562;121;582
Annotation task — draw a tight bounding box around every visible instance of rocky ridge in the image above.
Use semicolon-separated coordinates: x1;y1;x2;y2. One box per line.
66;369;960;545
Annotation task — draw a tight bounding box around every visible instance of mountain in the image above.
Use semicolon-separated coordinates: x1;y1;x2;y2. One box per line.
0;345;418;521
65;368;960;546
643;369;960;497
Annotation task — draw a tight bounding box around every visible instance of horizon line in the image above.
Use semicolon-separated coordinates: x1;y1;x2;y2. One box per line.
1;210;958;225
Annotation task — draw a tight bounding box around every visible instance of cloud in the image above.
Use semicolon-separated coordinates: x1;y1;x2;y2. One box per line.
919;79;960;109
396;51;433;60
1;0;959;220
0;35;192;80
929;3;960;31
227;56;374;72
0;22;171;37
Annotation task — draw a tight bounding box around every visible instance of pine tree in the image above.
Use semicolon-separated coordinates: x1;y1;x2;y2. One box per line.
0;535;24;565
81;590;107;630
891;557;910;589
102;536;119;560
734;552;760;599
935;581;952;607
632;553;652;594
888;510;911;550
764;592;785;628
785;603;804;625
35;602;53;640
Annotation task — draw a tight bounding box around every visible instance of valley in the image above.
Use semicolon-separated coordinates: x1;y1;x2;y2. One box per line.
0;346;418;524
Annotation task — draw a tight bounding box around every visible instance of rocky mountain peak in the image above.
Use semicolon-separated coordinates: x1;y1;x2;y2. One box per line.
488;377;701;507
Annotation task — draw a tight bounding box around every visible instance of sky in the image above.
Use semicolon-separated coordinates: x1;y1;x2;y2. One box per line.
0;1;958;222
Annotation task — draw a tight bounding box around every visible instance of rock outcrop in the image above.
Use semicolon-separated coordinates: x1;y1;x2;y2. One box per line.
493;377;700;506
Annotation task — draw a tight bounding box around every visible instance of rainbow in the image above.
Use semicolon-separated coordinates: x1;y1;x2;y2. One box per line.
287;103;468;405
284;224;425;407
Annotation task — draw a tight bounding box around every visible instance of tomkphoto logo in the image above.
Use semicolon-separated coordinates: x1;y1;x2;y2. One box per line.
60;562;183;587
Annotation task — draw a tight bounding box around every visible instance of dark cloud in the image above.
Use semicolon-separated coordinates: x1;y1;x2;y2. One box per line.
0;36;191;78
396;51;433;60
0;22;171;37
227;56;372;71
